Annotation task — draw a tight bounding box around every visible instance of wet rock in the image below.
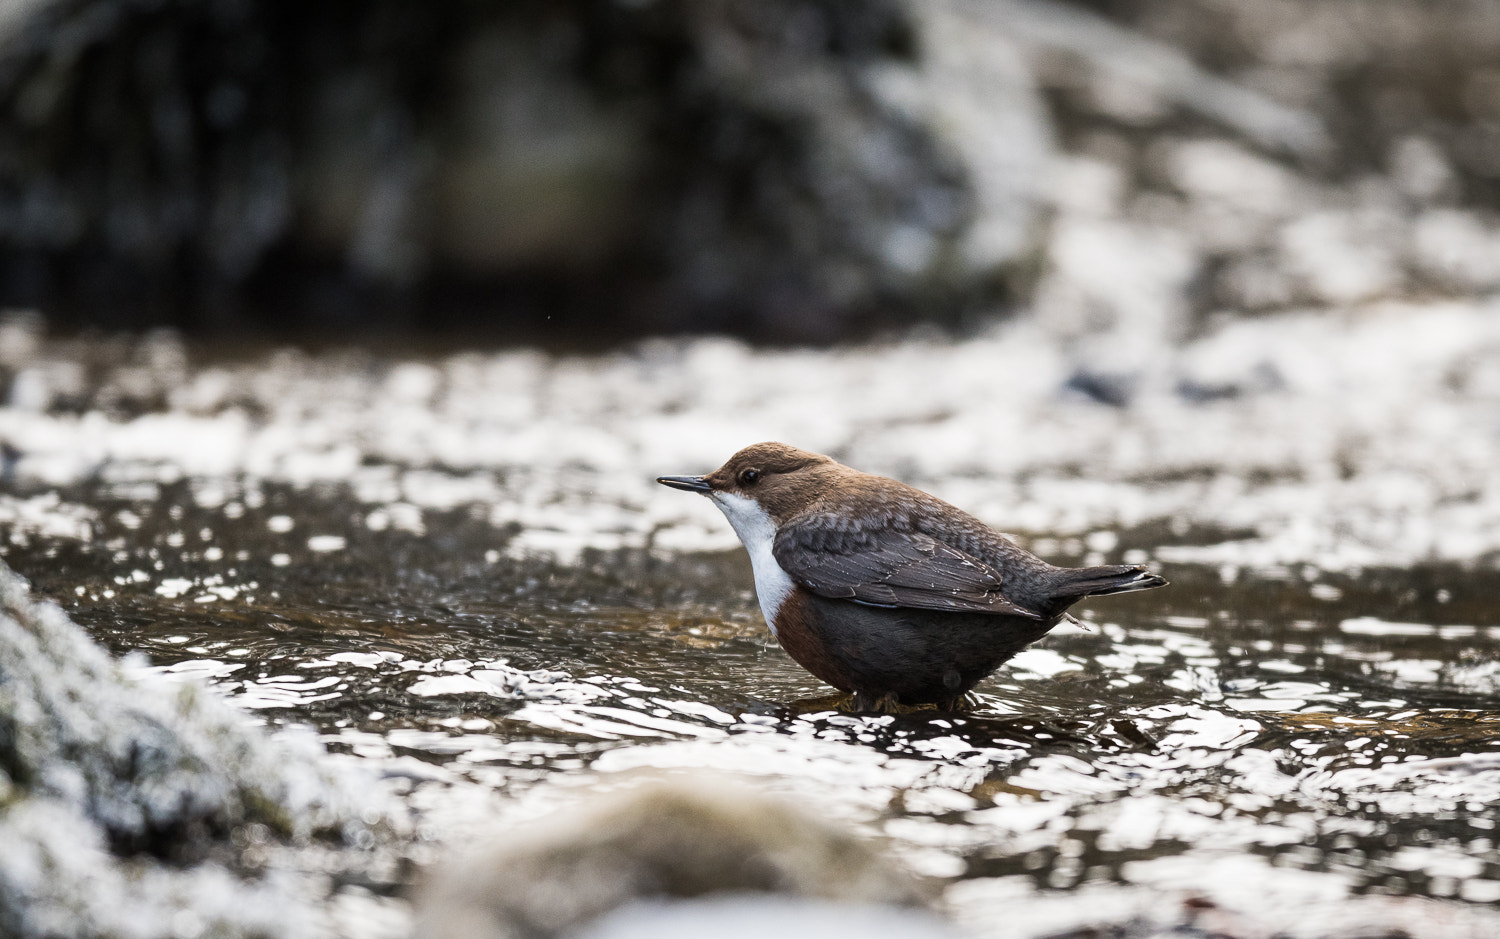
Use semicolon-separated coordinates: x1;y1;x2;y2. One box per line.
0;439;18;481
1062;368;1137;407
0;0;1051;341
412;776;936;939
1172;331;1284;401
0;557;359;937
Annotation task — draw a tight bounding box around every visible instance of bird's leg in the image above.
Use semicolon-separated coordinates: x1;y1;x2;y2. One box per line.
936;693;979;713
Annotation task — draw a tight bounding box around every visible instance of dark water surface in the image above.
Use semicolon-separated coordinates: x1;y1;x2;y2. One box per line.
4;474;1499;931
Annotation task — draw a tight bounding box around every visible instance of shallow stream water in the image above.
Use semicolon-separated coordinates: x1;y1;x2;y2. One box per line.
2;312;1499;935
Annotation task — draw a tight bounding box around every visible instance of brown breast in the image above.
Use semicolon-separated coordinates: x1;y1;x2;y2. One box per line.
769;587;859;693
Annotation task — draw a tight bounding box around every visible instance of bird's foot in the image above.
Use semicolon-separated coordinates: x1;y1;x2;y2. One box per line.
937;692;980;713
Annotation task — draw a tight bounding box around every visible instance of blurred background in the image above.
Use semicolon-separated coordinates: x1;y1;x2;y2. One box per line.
0;0;1497;344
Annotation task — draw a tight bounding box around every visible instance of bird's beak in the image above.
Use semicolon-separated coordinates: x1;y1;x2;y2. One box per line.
656;475;712;493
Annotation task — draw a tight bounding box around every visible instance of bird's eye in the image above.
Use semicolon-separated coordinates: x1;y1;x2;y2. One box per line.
739;468;761;486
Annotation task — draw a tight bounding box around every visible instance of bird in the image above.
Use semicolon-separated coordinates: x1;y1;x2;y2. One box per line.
657;442;1167;711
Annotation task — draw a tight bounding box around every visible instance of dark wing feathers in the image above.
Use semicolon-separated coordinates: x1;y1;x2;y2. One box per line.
773;522;1042;619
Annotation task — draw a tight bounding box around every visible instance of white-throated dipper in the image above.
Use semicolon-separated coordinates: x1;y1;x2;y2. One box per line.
658;442;1167;711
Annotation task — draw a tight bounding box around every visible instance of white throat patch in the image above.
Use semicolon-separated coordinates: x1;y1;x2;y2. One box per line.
709;491;795;636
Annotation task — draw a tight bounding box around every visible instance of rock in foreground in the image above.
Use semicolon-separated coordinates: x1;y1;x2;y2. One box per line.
0;558;359;938
414;776;943;939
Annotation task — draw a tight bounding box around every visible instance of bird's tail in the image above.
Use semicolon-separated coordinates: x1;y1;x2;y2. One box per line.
1046;564;1167;602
